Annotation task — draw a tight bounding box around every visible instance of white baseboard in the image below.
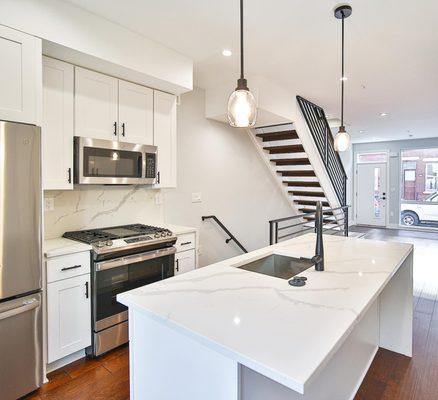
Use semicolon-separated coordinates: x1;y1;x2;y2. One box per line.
46;349;86;374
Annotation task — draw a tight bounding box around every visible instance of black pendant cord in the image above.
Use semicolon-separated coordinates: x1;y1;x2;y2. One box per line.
240;0;244;80
340;12;345;128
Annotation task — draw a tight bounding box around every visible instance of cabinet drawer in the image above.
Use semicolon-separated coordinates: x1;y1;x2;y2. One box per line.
175;249;196;275
175;233;195;252
47;252;91;283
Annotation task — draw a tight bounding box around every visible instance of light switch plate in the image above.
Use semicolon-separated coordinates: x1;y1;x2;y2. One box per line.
44;197;55;211
192;192;202;203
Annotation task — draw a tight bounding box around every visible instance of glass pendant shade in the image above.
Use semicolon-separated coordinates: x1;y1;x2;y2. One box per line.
227;84;257;128
334;126;350;152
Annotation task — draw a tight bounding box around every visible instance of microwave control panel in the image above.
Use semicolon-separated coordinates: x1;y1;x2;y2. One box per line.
145;153;157;179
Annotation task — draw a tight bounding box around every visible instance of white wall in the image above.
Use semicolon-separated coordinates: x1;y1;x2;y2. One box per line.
339;147;354;223
0;0;192;94
164;87;293;267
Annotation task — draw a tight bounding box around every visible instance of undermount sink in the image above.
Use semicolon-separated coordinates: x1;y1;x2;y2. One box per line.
237;254;314;280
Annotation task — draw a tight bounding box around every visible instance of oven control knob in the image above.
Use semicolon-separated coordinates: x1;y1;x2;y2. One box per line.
105;240;113;247
161;232;166;237
167;231;172;236
95;241;105;248
154;233;160;238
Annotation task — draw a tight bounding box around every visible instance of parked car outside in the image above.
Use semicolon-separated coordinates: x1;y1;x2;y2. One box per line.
401;192;438;226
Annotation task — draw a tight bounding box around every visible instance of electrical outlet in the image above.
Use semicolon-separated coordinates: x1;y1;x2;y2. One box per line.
191;192;202;203
44;197;55;211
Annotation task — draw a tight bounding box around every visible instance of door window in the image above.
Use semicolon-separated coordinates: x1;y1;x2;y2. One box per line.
374;167;382;218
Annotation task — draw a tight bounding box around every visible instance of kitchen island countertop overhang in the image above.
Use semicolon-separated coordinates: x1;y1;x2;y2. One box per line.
118;233;413;399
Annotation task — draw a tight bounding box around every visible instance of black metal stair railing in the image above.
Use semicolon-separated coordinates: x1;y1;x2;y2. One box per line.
296;96;347;206
201;215;248;253
269;205;350;245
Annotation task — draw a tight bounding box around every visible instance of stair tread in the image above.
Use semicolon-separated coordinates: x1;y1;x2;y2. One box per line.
256;130;298;141
285;181;321;187
280;171;316;177
289;190;326;197
264;145;305;154
273;158;310;165
296;200;330;206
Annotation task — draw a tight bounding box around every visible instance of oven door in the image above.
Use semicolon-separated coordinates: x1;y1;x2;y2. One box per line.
74;136;157;185
93;247;175;332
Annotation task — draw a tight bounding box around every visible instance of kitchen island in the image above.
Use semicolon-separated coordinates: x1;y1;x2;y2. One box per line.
117;234;413;400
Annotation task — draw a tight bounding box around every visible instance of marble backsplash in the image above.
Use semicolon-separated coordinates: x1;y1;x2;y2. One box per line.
44;186;164;239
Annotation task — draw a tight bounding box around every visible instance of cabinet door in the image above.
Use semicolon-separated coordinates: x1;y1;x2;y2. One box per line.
47;274;91;363
0;25;41;124
175;249;196;275
153;91;177;188
118;80;153;145
74;67;118;140
42;57;74;190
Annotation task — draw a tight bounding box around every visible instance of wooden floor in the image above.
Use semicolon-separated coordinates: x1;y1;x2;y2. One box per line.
25;226;438;399
23;345;130;400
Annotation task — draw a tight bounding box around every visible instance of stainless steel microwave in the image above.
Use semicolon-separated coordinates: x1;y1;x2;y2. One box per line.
74;137;157;185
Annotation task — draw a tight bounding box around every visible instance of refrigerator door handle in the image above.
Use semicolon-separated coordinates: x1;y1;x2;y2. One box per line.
0;298;40;321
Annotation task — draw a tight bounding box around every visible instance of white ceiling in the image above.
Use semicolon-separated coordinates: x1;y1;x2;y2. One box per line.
65;0;438;143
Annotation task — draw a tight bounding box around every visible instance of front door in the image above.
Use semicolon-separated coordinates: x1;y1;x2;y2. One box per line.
356;163;388;226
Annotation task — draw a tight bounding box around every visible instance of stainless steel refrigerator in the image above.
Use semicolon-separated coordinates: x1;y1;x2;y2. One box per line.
0;121;43;399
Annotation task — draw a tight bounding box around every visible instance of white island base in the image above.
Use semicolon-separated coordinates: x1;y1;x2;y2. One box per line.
119;235;413;400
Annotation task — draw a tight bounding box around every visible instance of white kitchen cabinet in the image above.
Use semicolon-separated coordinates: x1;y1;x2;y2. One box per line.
0;24;41;124
175;249;196;276
118;80;153;145
154;91;177;188
74;67;118;140
47;273;91;363
42;57;74;190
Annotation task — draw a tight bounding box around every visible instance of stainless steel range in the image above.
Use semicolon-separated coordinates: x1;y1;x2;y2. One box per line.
63;224;176;356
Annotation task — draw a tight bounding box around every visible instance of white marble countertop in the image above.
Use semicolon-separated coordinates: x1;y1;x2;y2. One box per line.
117;233;413;394
44;237;92;258
44;223;197;258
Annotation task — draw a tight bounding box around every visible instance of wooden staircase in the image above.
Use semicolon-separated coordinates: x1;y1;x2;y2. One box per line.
253;125;339;228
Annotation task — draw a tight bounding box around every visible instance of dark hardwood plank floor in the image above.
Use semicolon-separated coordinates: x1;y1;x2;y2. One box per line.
22;345;130;400
24;226;438;399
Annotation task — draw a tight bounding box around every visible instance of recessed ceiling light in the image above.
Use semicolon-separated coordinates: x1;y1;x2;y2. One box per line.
380;112;388;117
222;49;232;57
359;130;365;133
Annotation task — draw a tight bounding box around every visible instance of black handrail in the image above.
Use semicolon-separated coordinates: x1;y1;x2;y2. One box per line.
296;96;347;206
269;205;350;245
201;215;248;253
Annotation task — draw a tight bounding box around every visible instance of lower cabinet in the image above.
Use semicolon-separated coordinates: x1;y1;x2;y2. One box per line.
47;255;91;363
175;249;196;276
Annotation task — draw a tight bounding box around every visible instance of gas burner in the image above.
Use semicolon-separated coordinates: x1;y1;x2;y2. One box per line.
63;224;176;256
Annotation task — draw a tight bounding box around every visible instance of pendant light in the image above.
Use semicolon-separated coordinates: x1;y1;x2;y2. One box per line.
334;5;352;152
227;0;257;128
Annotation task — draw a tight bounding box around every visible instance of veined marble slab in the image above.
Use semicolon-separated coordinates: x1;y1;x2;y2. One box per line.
118;233;413;393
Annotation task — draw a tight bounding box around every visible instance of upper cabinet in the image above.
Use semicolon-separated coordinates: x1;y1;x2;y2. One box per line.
118;80;153;145
154;91;177;188
75;67;154;145
0;25;41;124
74;67;118;140
42;57;74;190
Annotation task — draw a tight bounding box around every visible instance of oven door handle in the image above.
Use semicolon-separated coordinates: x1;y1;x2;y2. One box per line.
95;247;176;271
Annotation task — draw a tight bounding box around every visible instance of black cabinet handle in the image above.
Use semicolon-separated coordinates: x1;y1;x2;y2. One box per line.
85;281;89;299
113;121;117;136
121;122;125;136
176;259;179;272
68;167;72;184
61;264;81;271
157;171;160;184
180;241;192;246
